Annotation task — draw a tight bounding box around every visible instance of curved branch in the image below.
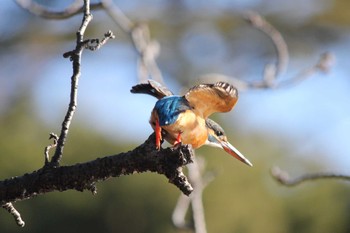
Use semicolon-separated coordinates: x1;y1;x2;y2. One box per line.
271;166;350;187
14;0;103;20
278;52;335;87
100;0;164;83
0;133;194;205
243;11;289;80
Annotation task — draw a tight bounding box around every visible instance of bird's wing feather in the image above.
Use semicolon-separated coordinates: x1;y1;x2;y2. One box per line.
185;82;238;118
130;80;173;99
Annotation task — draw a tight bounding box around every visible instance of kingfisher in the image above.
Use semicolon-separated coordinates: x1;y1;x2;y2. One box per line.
131;80;252;167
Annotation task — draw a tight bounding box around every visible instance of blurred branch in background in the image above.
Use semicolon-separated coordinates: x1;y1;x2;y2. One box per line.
15;0;164;84
101;0;164;83
271;166;350;187
199;51;334;90
15;0;101;19
199;11;335;91
243;11;289;80
172;156;216;233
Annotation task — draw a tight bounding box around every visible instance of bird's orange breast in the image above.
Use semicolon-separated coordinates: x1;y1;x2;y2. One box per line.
161;110;208;149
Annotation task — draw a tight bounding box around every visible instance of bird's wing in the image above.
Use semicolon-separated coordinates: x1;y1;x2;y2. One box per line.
185;82;238;118
130;79;173;99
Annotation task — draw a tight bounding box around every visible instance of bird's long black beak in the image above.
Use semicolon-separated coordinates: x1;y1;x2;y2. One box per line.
220;140;253;167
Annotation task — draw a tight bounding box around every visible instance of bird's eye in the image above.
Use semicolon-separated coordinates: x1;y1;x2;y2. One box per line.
216;131;223;136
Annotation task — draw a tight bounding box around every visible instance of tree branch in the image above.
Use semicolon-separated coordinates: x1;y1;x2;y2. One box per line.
198;12;335;91
271;166;350;187
172;156;216;233
14;0;103;20
0;133;194;205
2;203;25;227
50;0;115;166
243;10;289;80
44;133;58;165
100;0;164;83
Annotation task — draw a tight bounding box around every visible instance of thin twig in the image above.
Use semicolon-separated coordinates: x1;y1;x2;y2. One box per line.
84;30;116;51
271;166;350;187
44;133;58;165
50;0;103;167
2;203;25;227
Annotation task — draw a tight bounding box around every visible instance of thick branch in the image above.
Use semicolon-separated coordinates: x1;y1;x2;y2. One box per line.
0;134;194;205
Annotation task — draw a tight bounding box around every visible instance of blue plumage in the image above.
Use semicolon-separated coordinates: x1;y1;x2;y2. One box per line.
154;96;191;126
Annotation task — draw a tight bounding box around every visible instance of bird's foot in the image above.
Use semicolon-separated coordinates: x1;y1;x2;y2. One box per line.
173;141;183;149
173;133;182;149
155;119;162;150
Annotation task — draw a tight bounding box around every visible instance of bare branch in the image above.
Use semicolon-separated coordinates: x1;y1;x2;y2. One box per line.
243;10;289;79
15;0;164;84
2;203;25;227
199;12;334;91
50;0;114;166
199;50;334;92
278;52;335;87
100;0;164;83
100;0;134;32
271;166;350;187
172;194;192;230
0;133;194;205
84;30;116;51
172;156;216;233
14;0;103;20
48;1;92;166
187;157;208;233
44;133;58;165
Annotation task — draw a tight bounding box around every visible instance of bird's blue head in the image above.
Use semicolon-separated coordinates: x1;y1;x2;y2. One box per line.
154;96;191;126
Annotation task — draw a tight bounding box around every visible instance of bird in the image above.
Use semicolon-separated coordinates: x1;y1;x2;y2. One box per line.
131;80;252;167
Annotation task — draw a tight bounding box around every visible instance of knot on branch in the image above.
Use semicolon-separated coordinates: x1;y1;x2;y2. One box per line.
134;133;195;195
161;145;194;196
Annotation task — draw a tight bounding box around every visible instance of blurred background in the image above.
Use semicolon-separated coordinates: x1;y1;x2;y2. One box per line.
1;0;350;232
